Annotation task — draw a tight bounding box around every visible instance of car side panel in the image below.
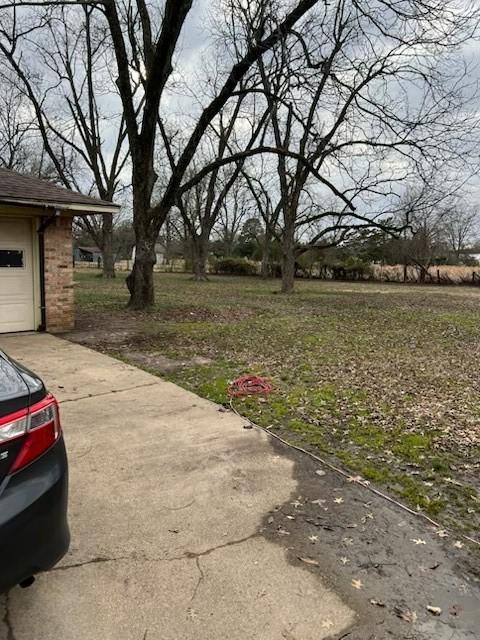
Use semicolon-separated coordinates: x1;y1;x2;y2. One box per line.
0;436;70;593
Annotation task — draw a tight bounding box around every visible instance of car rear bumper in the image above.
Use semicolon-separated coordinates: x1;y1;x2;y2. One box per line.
0;435;70;593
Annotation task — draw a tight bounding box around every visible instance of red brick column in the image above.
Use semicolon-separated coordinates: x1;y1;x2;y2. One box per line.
44;216;75;332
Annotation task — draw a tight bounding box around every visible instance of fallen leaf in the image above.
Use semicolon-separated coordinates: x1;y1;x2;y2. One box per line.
394;606;417;623
334;497;345;504
351;578;364;590
308;535;319;543
347;475;364;483
361;513;374;523
311;499;326;505
298;557;319;566
445;477;462;487
277;528;290;536
340;556;350;565
315;469;326;477
321;619;334;629
290;500;302;509
435;529;449;538
411;538;426;545
426;605;442;616
370;599;386;608
454;541;464;549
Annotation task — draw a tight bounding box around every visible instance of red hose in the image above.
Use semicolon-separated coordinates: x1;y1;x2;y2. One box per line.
228;375;273;398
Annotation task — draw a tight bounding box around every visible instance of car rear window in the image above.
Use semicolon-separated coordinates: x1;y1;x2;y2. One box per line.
0;357;27;400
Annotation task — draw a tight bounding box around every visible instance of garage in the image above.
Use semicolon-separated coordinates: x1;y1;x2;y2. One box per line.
0;217;36;333
0;168;119;334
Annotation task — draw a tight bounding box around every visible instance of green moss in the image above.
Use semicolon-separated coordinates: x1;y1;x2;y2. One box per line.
361;465;392;483
396;475;446;515
430;457;450;474
286;418;328;448
392;433;432;461
349;421;386;450
310;384;337;407
197;377;230;404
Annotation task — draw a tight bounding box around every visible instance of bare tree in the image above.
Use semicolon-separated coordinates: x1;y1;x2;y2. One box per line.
0;80;34;171
177;84;268;280
0;5;130;277
3;0;479;299
444;203;479;262
227;0;480;292
0;0;323;306
216;178;253;257
391;184;461;282
0;72;57;177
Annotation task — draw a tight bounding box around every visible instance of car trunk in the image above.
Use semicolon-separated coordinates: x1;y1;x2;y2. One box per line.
0;354;46;483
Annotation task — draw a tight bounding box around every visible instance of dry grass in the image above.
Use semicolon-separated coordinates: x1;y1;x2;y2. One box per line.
373;264;479;284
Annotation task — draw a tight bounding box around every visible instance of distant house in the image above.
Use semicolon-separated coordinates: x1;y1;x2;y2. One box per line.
131;243;166;265
458;249;480;265
466;253;480;263
74;245;103;263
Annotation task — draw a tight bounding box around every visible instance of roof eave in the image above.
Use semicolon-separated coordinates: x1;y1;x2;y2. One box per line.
0;197;121;215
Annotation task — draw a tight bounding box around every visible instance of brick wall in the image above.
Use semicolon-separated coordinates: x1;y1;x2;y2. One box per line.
44;216;74;332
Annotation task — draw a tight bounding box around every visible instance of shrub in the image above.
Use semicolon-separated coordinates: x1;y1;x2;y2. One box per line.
213;257;258;276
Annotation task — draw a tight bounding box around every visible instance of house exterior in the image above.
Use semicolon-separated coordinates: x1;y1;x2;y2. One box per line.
131;243;166;265
74;245;103;264
0;168;119;334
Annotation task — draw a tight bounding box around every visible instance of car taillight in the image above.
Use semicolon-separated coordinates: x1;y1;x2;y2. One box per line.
7;394;61;473
0;408;29;443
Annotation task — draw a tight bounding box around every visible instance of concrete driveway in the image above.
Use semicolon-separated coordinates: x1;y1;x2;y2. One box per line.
0;334;354;640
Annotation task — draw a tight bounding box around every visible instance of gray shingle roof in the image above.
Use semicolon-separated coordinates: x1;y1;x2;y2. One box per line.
0;168;120;212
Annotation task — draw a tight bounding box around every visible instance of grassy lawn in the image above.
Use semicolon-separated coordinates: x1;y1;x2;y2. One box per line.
73;270;480;535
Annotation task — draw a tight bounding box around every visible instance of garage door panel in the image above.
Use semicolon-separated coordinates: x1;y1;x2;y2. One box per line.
0;302;33;332
0;219;35;333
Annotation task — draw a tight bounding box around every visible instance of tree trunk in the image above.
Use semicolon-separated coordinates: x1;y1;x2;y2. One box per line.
281;223;295;293
126;220;157;309
192;235;209;281
261;227;272;279
102;213;115;278
126;161;160;308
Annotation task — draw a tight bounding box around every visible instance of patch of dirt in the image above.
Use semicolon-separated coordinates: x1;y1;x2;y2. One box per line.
68;310;139;349
259;432;480;640
127;351;213;373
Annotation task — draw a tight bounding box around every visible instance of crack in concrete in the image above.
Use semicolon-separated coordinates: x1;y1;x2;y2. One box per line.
182;532;260;560
49;555;132;572
160;499;196;512
2;593;16;640
47;532;261;574
189;557;205;607
58;381;160;405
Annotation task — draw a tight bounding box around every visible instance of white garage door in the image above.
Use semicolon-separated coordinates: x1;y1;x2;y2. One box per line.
0;218;35;333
